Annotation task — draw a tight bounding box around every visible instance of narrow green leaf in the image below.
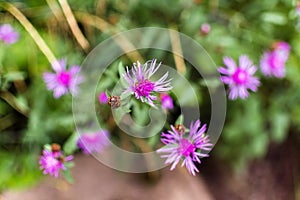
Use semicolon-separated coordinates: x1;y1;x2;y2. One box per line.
63;131;79;155
175;114;184;125
62;169;74;184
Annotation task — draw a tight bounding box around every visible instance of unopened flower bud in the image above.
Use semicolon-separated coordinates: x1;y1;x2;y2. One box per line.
108;95;121;109
51;143;61;153
175;124;185;134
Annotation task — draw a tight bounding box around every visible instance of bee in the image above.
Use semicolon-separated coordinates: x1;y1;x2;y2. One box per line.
108;95;121;109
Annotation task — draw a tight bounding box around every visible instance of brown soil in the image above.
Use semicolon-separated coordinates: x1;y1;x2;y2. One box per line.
2;132;299;200
201;132;299;200
3;155;213;200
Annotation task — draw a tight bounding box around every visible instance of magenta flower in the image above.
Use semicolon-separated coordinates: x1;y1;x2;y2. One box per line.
200;23;211;35
260;41;290;78
77;130;110;154
156;120;212;176
43;59;83;98
98;91;108;104
160;93;174;110
122;59;172;106
39;149;73;178
218;55;260;100
0;24;19;44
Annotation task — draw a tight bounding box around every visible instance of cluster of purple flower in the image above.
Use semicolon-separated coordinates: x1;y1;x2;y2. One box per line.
37;22;290;177
219;41;290;100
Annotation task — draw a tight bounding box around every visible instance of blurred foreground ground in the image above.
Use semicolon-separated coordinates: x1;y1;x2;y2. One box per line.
2;154;213;200
2;132;299;200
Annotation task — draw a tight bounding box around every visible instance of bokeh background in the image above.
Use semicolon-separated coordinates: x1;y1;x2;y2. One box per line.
0;0;300;199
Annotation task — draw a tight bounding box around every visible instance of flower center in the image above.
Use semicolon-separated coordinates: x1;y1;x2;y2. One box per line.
135;79;155;97
232;69;248;85
45;156;59;168
179;138;196;157
57;71;71;86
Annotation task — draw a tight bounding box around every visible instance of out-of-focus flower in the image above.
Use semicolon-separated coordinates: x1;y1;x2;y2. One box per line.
200;23;211;35
218;55;260;100
297;2;300;16
98;91;108;104
156;120;212;176
77;130;110;154
160;93;174;110
39;144;73;178
0;24;19;44
122;59;172;106
43;59;83;98
260;41;290;78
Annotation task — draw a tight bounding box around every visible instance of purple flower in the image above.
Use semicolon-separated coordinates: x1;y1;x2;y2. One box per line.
218;55;260;100
98;91;108;104
156;120;212;176
160;93;174;110
260;41;290;78
0;24;19;44
43;59;83;98
39;149;73;178
77;130;110;154
122;59;172;106
297;2;300;16
200;23;211;35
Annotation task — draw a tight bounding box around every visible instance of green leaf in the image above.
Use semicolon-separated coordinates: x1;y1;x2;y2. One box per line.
62;168;74;184
63;131;79;155
118;61;125;77
105;89;111;98
261;12;287;25
270;112;289;143
3;71;26;82
44;144;51;152
175;114;184;125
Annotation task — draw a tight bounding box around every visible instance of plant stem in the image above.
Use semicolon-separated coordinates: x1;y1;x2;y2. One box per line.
74;11;144;63
169;27;186;75
57;0;90;53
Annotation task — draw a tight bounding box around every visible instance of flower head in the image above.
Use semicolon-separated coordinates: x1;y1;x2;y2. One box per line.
200;23;211;35
122;59;172;106
260;41;290;78
98;91;108;104
39;145;73;178
77;130;110;154
43;59;83;98
218;55;260;100
156;120;212;176
0;24;19;44
160;93;174;110
297;2;300;16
